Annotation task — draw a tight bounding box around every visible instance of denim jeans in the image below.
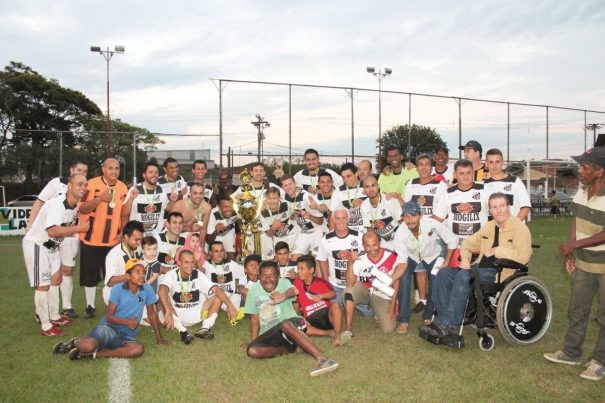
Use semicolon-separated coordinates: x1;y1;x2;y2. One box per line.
397;257;437;324
431;265;497;328
562;269;605;364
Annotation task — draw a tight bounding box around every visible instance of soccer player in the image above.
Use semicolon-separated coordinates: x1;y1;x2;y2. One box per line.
360;176;401;250
331;162;367;232
206;195;238;260
169;183;211;246
53;260;169;359
378;146;416;204
405;154;448;216
274;241;298;279
158;157;187;199
123;161;175;236
293;148;343;193
26;160;88;318
237;254;261;303
24;174;89;336
458;140;489;183
307;171;335;232
185;159;214;203
233;162;284;200
432;146;455;185
316;207;364;303
281;174;324;259
344;231;399;334
483;148;531;221
293;255;346;346
259;187;297;260
245;261;339;377
102;220;144;305
154;212;187;274
79;158;129;319
202;241;245;309
159;249;237;343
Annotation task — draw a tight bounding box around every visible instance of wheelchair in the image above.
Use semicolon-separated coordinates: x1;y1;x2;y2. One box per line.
420;256;553;351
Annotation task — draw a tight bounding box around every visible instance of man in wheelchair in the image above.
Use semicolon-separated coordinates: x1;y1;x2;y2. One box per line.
420;192;532;348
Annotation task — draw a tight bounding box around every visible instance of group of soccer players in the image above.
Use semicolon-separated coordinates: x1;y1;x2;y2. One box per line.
25;142;533;376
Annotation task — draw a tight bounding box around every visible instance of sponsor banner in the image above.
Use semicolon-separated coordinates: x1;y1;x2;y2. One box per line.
0;207;31;235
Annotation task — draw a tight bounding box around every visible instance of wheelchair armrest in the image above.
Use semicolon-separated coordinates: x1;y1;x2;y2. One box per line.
493;259;528;273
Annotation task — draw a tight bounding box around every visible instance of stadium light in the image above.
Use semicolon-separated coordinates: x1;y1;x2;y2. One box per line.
90;45;126;157
367;67;392;166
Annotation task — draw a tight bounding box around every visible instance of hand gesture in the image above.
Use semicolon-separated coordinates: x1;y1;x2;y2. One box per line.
215;223;226;232
168;191;179;202
270;291;285;305
99;189;112;203
129;186;140;198
272;218;285;230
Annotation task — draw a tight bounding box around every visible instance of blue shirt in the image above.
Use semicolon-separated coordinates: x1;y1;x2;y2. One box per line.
99;283;158;338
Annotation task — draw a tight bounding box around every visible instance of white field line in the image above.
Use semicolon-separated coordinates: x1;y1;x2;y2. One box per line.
108;358;131;403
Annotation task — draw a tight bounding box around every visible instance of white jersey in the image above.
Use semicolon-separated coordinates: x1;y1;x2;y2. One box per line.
316;229;364;289
360;195;401;242
157;175;187;195
202;259;244;295
154;232;186;269
259;202;297;238
232;182;284;200
330;183;367;232
307;192;333;232
352;249;399;300
433;183;489;245
207;207;237;239
404;178;448;216
394;216;458;264
432;164;455;185
161;268;216;325
24;194;79;247
277;260;298;278
185;181;213;203
483;175;531;218
126;184;169;236
37;177;79;239
293;168;343;193
284;190;324;235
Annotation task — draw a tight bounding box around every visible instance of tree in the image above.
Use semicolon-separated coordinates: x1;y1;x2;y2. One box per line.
376;124;447;169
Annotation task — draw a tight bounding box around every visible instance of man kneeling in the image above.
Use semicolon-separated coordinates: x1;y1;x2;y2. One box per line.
52;259;169;360
244;260;339;377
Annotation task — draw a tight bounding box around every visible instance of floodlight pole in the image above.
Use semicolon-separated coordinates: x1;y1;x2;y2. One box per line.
90;45;125;158
367;67;391;166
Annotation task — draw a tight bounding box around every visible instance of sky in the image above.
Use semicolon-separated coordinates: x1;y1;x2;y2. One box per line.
1;0;604;166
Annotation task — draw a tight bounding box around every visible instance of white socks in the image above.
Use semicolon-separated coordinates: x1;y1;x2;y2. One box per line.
48;285;60;321
201;313;218;329
85;286;96;308
60;275;73;310
172;314;187;333
35;290;52;331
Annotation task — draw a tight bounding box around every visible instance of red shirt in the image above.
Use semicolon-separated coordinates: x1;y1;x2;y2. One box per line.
293;277;333;318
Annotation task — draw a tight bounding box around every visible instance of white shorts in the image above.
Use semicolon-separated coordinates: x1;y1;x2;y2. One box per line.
60;237;80;267
292;231;323;255
261;232;297;260
22;239;61;288
208;292;242;311
216;231;236;253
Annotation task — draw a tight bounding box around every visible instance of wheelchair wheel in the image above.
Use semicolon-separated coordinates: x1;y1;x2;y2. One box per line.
479;334;495;351
497;275;552;345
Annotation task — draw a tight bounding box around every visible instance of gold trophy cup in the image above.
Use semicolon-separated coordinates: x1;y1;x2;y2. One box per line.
232;169;263;259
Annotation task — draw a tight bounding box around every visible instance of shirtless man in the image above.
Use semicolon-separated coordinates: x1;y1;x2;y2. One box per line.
169;183;211;246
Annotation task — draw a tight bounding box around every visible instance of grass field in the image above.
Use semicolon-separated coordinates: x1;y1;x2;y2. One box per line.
0;217;602;402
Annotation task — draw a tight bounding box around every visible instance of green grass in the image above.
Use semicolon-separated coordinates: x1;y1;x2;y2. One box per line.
0;217;603;402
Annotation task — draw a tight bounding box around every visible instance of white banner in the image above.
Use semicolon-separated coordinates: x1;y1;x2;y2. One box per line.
0;207;31;235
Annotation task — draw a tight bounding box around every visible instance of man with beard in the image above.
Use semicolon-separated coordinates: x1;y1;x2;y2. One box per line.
158;157;187;200
185;159;214;204
331;163;367;233
293;148;342;194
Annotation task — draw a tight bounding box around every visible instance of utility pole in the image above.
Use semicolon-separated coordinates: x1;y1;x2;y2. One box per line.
251;114;270;162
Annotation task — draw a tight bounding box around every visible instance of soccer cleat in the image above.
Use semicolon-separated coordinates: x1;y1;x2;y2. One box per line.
62;308;79;319
69;348;95;361
310;359;339;377
229;308;246;326
41;327;65;337
84;305;96;320
50;316;74;327
543;351;582;366
52;338;78;354
180;331;194;345
194;327;214;340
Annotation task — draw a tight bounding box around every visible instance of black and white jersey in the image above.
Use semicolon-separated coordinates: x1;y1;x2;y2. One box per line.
330;184;367;231
293;168;343;193
433;183;489;245
404;178;448;216
160;268;216;325
104;243;142;286
202;259;244;295
259;202;297;238
126;184;169;236
37;177;69;202
484;175;531;218
23;194;79;247
185;181;214;203
277;260;298;278
207;207;237;237
154;232;186;269
432;164;455;186
157;175;187;195
284;190;323;234
316;229;364;289
360;195;401;241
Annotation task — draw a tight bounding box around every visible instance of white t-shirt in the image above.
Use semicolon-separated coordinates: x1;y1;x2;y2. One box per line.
360;194;401;242
433;183;489;245
37;177;78;239
125;184;169;236
293;168;343;192
352;249;398;300
404;178;448;216
284;190;324;235
483;175;531;218
202;259;244;295
330;184;367;231
24;194;79;246
160;268;216;325
307;192;333;232
316;229;364;289
394;216;458;264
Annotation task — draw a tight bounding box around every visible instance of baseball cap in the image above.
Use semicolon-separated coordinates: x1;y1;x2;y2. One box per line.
571;147;605;169
402;201;422;216
458;140;482;153
124;258;145;273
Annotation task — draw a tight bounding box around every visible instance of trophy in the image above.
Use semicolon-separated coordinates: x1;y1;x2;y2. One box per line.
232;168;263;260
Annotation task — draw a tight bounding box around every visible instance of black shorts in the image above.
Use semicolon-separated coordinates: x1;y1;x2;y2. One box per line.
248;317;306;353
306;308;333;331
79;244;113;287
